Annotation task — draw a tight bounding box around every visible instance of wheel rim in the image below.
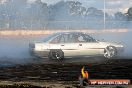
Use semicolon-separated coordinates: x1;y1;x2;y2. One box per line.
52;51;61;59
104;46;116;58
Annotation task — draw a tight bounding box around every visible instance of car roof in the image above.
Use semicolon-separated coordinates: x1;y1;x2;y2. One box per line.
53;32;85;35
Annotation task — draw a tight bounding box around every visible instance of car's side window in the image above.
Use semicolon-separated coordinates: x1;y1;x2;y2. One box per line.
74;34;87;43
63;34;69;43
58;34;77;43
84;34;96;42
67;34;76;43
50;35;61;44
59;35;65;43
50;34;91;44
59;34;74;43
78;35;86;42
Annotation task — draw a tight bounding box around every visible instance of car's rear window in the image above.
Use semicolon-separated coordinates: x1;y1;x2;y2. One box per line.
43;33;59;42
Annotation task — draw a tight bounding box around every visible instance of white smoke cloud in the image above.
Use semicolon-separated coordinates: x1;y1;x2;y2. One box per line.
0;0;7;4
105;0;132;14
27;0;62;5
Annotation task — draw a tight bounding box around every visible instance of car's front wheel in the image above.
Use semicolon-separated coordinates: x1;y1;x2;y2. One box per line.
104;46;117;59
48;49;64;60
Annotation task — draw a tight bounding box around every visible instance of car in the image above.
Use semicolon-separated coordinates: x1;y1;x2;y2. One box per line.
29;32;124;60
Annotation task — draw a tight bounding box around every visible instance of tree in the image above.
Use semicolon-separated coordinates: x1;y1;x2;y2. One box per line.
126;7;132;21
115;12;127;21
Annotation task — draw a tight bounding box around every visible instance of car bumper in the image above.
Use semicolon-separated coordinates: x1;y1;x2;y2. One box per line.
30;49;50;58
116;47;124;55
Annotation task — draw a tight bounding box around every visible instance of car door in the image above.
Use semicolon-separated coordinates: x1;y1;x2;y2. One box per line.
49;34;62;49
59;34;80;57
49;33;79;57
76;34;102;56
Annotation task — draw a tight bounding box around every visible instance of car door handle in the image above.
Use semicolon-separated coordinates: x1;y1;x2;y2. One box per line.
79;44;82;46
61;45;65;46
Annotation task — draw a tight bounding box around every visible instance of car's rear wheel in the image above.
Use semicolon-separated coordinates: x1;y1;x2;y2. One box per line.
104;46;117;59
48;49;64;60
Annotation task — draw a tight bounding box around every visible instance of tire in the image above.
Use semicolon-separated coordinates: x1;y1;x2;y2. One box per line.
104;46;117;59
48;49;64;60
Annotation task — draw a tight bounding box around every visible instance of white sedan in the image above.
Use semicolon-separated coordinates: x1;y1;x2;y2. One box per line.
29;32;124;60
